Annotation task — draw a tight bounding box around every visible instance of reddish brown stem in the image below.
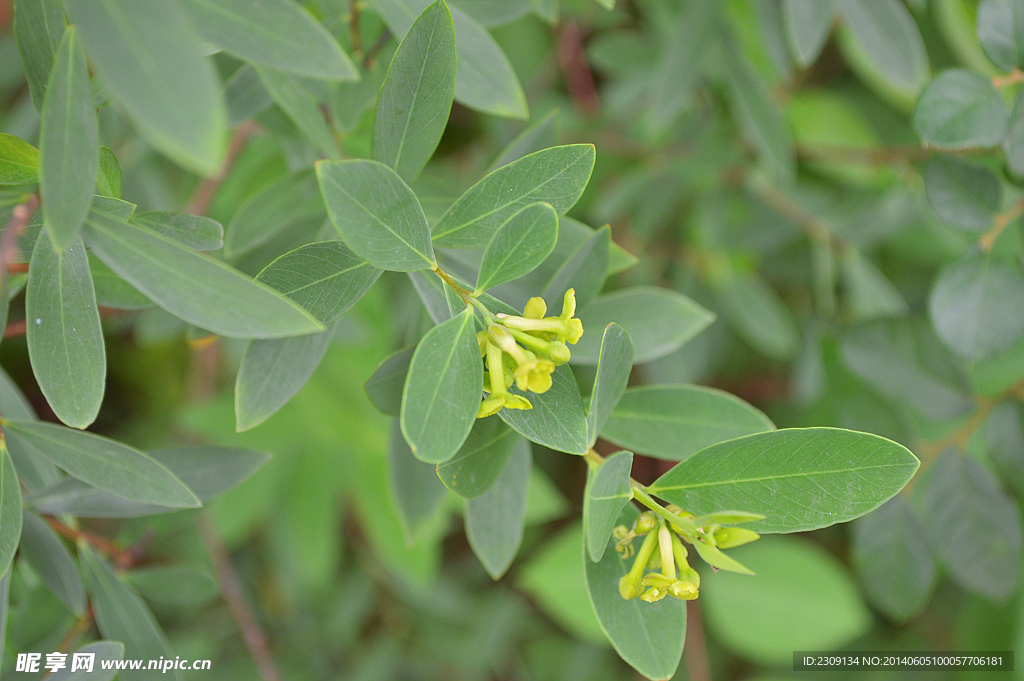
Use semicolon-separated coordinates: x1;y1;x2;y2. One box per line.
0;194;39;268
45;517;134;570
185;121;259;216
196;513;282;681
557;22;600;116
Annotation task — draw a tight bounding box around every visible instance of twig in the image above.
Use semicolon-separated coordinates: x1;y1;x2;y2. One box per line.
557;22;599;116
185;121;259;216
993;69;1024;88
55;608;94;655
45;517;134;570
0;193;39;268
349;0;363;60
196;513;282;681
796;143;989;166
362;28;391;70
980;198;1024;252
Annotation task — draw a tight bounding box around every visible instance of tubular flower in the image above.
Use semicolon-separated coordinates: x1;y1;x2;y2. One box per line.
475;290;584;418
619;519;702;603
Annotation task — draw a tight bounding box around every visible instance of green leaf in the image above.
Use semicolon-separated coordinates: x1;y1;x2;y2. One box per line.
432;145;596;248
90;253;153;310
978;0;1024;71
437;415;520;498
223;170;324;258
1005;88;1024;176
123;566;217;607
852;496;936;622
235;324;336;432
13;0;66;111
373;0;456;183
47;641;125;681
690;538;755;575
584;505;686;679
466;437;530;579
499;364;589;455
573;287;715;364
130;211;223;251
66;0;226;175
929;251;1024;361
96;147;122;198
389;419;447;543
723;47;795;183
541;224;609;310
0;133;40;185
26;235;105;429
587;323;633;448
487;109;560;172
986;401;1024;495
840;249;909;321
700;537;870;666
401;308;482;463
255;241;382;323
476;202;559;293
19;511;86;614
0;570;8;661
0;443;22;578
917;449;1022;601
914;70;1007;148
714;270;800;360
39;27;98;252
837;0;929;103
648;427;920;533
375;0;527;118
452;0;533;26
782;0;837;66
83;212;324;339
365;346;414;416
256;66;340;158
924;155;1002;231
583;451;633;562
2;420;200;508
179;0;358;80
602;385;775;462
28;446;270;517
518;523;605;642
842;318;973;420
317;159;436;271
80;546;181;681
91;195;136;221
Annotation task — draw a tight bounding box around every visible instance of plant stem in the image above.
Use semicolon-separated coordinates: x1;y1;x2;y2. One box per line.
993;69;1024;88
45;517;134;569
0;193;39;267
980;199;1024;252
185;121;259;216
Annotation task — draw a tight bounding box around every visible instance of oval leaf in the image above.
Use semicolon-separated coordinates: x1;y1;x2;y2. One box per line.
585;505;687;680
923;155;1002;231
602;385;774;461
914;70;1007;148
437;415;520;498
13;0;65;111
254;241;382;324
648;427;920;533
476;202;559;293
66;0;226;175
401;308;482;463
223;170;324;258
466;438;530;579
317;159;436;271
432;145;595;248
26;235;106;429
19;511;86;615
39;27;98;252
373;0;456;183
388;419;447;543
573;287;715;364
499;364;589;455
583;451;633;562
83;212;324;339
587;323;634;448
929;251;1024;361
179;0;358;80
978;0;1024;71
2;420;200;508
0;133;40;185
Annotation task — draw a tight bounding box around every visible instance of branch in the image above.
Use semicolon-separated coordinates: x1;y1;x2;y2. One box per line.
980;199;1024;252
557;22;600;116
45;517;134;570
0;193;39;268
185;121;260;216
196;513;283;681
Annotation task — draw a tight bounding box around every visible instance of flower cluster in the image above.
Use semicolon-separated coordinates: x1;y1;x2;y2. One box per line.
477;289;584;418
617;513;701;603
